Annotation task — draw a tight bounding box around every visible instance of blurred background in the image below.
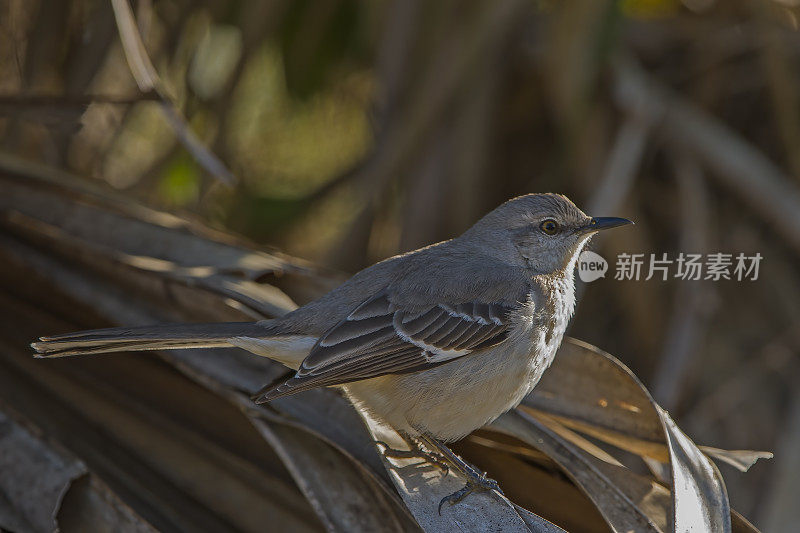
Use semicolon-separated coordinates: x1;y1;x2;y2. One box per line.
1;0;799;530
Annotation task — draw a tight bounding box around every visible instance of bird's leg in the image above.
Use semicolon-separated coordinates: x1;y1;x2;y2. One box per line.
375;434;449;474
416;434;504;514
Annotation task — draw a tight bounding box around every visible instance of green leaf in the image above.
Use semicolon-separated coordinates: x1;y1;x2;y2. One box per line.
158;153;201;206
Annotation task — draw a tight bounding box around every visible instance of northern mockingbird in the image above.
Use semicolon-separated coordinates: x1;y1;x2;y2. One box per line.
33;193;632;509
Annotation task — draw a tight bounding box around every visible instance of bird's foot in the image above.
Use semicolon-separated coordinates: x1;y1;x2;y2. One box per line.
438;470;504;514
375;440;450;474
410;433;505;512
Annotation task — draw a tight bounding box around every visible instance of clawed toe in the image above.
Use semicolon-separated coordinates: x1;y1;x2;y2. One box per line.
374;441;394;453
409;433;505;512
438;485;472;514
475;473;503;495
374;440;449;475
420;452;450;474
437;473;504;514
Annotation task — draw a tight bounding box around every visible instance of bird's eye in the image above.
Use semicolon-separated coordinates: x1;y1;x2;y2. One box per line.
539;219;559;235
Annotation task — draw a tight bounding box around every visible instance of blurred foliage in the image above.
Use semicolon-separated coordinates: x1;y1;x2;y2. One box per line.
158;151;200;205
2;0;800;529
225;43;371;198
279;0;364;98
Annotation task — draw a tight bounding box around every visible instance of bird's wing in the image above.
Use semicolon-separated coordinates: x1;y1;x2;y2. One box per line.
254;291;514;402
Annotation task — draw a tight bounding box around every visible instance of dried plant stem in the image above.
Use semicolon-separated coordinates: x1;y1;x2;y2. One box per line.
110;0;235;186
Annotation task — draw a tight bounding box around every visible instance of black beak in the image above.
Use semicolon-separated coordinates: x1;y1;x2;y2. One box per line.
582;217;634;233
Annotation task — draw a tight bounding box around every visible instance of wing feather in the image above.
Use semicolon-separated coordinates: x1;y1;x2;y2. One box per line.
408;310;451;338
421;316;463;344
443;321;482;349
452;323;491;349
254;293;515;402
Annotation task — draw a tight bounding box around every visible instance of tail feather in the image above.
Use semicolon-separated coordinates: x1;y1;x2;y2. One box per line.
32;322;269;358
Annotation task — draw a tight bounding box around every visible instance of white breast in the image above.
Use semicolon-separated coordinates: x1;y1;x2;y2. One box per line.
344;279;576;442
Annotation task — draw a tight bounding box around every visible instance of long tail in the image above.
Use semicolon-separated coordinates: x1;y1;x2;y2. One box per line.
31;322;274;358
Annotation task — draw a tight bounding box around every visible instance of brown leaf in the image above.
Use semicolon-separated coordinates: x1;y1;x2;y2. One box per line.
492;409;664;533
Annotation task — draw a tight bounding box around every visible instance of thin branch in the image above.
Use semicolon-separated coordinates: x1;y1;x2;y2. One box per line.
614;56;800;257
109;0;235;186
651;152;715;410
586;112;652;217
0;93;159;107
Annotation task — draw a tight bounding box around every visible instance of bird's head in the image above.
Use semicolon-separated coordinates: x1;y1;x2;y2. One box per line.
462;193;633;275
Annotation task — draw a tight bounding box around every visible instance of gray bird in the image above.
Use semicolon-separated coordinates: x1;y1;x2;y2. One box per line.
32;193;632;509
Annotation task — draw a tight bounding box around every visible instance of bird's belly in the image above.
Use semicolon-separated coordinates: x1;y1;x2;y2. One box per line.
344;331;557;442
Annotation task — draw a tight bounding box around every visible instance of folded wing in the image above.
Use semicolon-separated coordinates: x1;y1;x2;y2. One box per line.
254;292;513;402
